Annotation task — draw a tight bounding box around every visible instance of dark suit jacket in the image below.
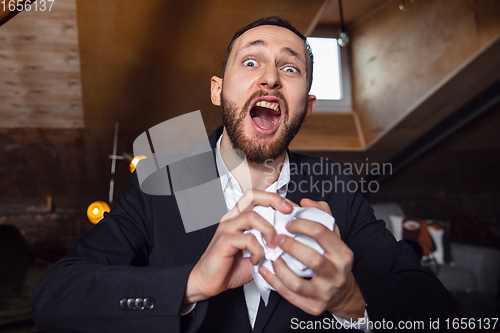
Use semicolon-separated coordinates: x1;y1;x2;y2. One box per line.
32;126;459;332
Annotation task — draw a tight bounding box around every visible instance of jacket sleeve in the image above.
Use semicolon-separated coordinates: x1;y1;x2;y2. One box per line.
335;173;460;331
31;173;207;333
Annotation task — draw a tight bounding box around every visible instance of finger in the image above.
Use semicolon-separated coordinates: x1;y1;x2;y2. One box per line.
285;218;344;255
221;232;265;265
284;198;300;207
275;234;336;278
333;224;341;239
280;221;354;290
224;190;293;220
271;257;318;297
222;211;277;248
299;198;332;215
236;190;293;214
258;264;325;316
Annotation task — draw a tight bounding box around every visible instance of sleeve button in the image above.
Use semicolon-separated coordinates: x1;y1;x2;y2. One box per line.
144;297;155;310
135;298;144;310
127;298;135;310
119;298;128;310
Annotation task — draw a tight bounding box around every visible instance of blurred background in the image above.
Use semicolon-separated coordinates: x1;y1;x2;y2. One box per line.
1;0;499;331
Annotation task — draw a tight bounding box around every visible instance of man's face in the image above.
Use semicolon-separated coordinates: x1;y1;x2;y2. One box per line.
211;25;316;164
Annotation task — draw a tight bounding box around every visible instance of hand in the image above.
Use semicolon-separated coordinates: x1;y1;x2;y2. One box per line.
184;190;293;305
258;198;366;320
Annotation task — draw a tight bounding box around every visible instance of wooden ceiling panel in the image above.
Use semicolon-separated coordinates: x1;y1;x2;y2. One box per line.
310;0;391;37
350;0;500;148
290;113;364;151
317;0;391;26
75;0;325;131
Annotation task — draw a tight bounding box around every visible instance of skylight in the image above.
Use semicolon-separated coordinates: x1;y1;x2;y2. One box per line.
307;37;341;100
306;37;352;112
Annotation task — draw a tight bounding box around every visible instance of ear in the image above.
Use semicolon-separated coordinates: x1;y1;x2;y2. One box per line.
303;94;316;122
211;76;223;106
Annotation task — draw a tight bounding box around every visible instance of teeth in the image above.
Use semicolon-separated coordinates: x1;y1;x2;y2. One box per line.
256;100;280;114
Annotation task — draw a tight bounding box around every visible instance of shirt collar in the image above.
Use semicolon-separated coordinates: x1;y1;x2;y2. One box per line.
215;134;290;194
215;134;232;192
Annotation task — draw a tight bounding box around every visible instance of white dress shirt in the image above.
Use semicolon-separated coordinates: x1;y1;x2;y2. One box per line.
215;135;290;327
214;135;369;330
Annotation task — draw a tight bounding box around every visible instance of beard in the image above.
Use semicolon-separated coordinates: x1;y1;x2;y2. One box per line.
220;89;308;164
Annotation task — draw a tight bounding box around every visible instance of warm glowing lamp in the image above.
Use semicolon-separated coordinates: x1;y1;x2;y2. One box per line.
87;201;111;224
129;155;147;173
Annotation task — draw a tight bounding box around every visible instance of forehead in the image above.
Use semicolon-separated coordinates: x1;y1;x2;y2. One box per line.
231;25;308;60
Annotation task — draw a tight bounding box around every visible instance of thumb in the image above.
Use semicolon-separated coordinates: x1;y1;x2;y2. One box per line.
299;198;332;215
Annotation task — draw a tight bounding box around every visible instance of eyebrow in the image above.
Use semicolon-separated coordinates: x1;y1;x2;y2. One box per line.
235;39;267;58
234;39;307;67
281;46;306;67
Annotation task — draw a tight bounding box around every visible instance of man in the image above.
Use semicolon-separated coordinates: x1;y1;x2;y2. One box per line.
32;16;459;332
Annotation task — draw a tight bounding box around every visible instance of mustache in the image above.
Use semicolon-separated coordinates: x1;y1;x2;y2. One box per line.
241;90;289;120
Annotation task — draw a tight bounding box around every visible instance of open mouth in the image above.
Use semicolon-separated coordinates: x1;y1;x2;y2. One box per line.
249;99;281;132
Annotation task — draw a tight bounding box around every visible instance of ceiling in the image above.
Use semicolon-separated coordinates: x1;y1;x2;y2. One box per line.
312;0;390;34
1;0;500;206
0;0;392;131
76;0;326;132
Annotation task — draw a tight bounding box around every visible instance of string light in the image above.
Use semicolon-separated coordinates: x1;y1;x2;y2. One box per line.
130;155;147;173
337;0;349;47
399;0;414;11
87;201;111;224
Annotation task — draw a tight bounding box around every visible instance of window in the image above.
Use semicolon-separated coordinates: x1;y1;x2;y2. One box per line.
307;37;352;112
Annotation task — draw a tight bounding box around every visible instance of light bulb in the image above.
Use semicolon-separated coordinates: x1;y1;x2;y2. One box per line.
399;0;414;11
87;201;111;224
130;155;147;173
338;32;350;47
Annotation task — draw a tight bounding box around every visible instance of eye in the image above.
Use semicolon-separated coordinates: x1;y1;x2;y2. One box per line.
283;66;299;73
243;59;258;67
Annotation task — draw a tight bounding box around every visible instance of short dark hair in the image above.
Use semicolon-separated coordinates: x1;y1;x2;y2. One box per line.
221;16;314;92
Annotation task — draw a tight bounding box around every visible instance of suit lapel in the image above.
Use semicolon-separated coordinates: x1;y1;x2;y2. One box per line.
286;173;312;205
182;126;224;252
223;287;253;333
197;223;218;250
286;152;323;204
252;291;281;333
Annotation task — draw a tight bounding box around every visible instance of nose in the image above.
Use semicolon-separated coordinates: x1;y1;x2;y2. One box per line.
258;65;281;90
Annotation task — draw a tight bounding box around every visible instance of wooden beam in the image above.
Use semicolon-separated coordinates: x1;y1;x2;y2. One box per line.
290;112;364;151
0;0;37;27
305;0;332;37
365;32;500;162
